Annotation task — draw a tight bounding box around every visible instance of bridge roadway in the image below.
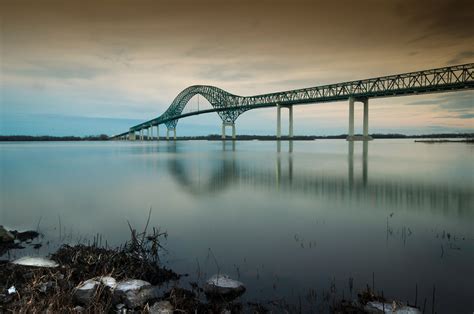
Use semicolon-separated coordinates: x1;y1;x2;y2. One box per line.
113;63;474;141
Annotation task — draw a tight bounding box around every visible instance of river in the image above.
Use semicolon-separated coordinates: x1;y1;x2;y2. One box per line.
1;140;473;312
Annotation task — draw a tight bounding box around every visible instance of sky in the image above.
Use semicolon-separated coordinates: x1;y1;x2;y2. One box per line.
1;0;473;136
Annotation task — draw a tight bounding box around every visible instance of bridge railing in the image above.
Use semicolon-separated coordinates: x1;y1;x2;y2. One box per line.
242;63;474;107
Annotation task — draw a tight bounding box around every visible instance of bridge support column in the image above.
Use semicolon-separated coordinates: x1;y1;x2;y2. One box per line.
277;105;282;138
347;97;372;141
129;131;136;141
156;125;160;141
150;126;154;140
348;97;355;140
140;129;144;141
289;105;293;138
277;104;293;139
363;98;369;140
221;122;236;140
166;128;176;141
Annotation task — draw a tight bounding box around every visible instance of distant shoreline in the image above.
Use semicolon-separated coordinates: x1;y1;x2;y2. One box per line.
0;133;473;142
414;139;474;143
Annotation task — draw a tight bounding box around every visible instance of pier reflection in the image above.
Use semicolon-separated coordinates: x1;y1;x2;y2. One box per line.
166;141;472;215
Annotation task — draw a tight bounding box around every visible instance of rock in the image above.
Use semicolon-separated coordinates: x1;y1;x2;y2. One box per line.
364;301;422;313
74;279;100;305
7;286;16;294
12;256;59;267
0;226;15;243
73;276;117;305
99;276;117;289
203;274;246;300
73;306;85;312
10;230;40;242
38;281;55;293
116;303;126;310
116;303;127;313
113;279;160;308
149;300;174;314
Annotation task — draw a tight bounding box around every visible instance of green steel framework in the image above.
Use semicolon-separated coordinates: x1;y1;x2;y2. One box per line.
114;63;474;137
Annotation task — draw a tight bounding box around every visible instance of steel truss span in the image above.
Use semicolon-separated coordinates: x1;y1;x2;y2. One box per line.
114;63;474;138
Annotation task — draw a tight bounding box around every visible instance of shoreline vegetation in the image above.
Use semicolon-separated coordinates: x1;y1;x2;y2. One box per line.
0;133;473;142
1;223;425;313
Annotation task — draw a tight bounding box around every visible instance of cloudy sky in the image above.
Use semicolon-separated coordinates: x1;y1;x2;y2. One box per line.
1;0;473;136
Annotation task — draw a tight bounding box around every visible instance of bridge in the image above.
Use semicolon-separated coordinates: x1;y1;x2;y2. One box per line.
112;63;474;141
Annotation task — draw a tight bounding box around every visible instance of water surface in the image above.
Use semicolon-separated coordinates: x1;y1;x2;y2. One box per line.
1;140;473;312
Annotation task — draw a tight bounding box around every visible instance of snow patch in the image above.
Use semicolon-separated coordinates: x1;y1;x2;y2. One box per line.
12;256;59;268
365;301;421;314
115;279;151;292
99;276;117;289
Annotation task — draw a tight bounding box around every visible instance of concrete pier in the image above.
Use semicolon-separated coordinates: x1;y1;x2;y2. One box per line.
347;97;372;141
277;104;282;138
221;122;236;140
363;98;369;138
289;105;293;138
276;104;294;139
348;97;355;139
167;128;176;140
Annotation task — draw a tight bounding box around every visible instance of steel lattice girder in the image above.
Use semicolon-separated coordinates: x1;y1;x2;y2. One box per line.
123;63;473;134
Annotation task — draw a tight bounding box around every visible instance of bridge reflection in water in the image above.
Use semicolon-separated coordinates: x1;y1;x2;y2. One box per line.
161;142;471;216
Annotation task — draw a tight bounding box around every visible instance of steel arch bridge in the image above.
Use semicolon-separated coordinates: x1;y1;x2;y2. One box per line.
113;63;474;140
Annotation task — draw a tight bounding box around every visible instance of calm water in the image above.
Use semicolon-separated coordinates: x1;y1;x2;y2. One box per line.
1;140;473;312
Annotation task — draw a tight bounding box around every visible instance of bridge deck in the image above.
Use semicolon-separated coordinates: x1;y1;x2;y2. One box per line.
114;63;473;137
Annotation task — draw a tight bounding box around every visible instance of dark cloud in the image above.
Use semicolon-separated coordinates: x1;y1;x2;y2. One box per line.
397;0;474;43
458;113;474;119
448;51;474;65
404;91;474;121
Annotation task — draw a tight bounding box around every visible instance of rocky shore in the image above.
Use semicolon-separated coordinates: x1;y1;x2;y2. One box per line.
1;225;422;313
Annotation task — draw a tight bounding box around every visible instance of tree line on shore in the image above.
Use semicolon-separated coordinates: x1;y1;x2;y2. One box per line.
0;135;110;141
0;133;472;141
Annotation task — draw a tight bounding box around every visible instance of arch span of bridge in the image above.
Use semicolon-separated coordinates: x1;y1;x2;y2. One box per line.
113;63;474;141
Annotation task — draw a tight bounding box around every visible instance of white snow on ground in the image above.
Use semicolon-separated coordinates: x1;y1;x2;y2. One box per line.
115;279;151;292
365;301;422;314
12;257;59;268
